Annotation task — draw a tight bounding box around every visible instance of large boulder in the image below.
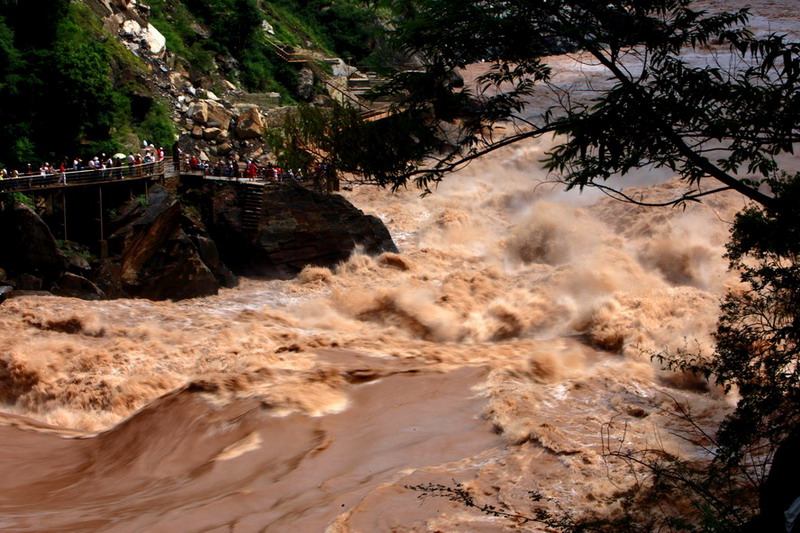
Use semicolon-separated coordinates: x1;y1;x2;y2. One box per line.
186;100;233;130
196;181;398;278
235;107;265;139
52;273;105;300
186;102;209;124
0;202;67;287
104;186;237;300
205;101;233;129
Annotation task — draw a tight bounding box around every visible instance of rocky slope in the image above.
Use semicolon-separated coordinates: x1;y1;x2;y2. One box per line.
86;0;364;165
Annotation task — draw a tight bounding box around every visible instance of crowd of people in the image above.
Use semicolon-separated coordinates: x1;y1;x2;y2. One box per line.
1;143;339;193
181;152;306;183
0;144;167;185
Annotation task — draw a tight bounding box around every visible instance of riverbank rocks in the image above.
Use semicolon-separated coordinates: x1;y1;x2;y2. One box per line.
0;202;67;288
53;273;105;300
193;181;398;278
102;185;238;300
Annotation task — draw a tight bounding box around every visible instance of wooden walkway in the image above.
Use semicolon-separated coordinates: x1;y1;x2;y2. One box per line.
0;161;168;194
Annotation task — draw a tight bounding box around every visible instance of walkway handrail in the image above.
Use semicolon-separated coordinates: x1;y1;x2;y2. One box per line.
0;161;166;194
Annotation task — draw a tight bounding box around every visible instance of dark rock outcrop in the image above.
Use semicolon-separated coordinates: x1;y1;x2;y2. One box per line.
0;202;67;287
99;185;238;300
198;181;398;278
52;273;105;300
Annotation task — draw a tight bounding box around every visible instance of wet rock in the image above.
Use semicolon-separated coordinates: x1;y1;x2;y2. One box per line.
195;181;398;278
15;273;43;291
66;252;92;275
0;202;67;287
105;186;237;300
52;273;105;300
191;235;238;288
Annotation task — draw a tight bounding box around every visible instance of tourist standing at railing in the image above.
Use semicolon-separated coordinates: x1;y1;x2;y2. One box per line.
127;152;134;178
172;142;182;172
58;162;67;184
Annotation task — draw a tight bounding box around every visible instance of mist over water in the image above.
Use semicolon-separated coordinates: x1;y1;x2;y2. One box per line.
0;131;749;530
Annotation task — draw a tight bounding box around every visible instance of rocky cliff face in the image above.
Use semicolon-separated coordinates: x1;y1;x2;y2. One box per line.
195;181;398;278
0;203;67;287
100;185;238;300
0;182;397;301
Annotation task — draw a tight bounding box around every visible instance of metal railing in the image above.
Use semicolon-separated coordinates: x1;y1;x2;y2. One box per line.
0;161;166;194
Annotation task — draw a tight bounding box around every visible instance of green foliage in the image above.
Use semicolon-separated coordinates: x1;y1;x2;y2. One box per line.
368;0;795;210
266;102;438;188
0;1;175;167
6;192;33;208
264;0;380;63
56;239;96;261
661;173;800;467
136;101;177;150
184;0;262;54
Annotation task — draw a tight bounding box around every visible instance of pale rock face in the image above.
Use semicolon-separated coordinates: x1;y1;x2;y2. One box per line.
144;23;166;55
331;59;358;79
186;102;209;124
297;68;314;100
203;127;224;141
169;71;186;88
119;20;166;56
235;108;266;140
120;19;142;38
205;101;233;129
262;20;275;35
203;90;220;101
187;101;232;129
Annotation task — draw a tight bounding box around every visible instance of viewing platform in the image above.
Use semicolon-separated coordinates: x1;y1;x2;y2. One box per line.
0;161;168;194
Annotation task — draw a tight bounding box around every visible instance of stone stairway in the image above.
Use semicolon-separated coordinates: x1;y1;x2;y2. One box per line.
242;182;266;235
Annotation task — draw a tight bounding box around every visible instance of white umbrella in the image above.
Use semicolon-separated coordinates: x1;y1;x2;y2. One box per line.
113;153;127;159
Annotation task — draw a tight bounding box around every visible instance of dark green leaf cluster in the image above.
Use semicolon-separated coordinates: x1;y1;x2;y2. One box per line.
0;1;175;168
364;0;797;208
708;174;800;464
266;102;440;190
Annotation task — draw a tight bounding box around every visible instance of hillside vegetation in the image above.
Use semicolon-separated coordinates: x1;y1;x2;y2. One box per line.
0;0;380;169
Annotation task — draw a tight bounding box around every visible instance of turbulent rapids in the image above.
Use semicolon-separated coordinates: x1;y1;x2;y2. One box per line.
0;134;750;531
